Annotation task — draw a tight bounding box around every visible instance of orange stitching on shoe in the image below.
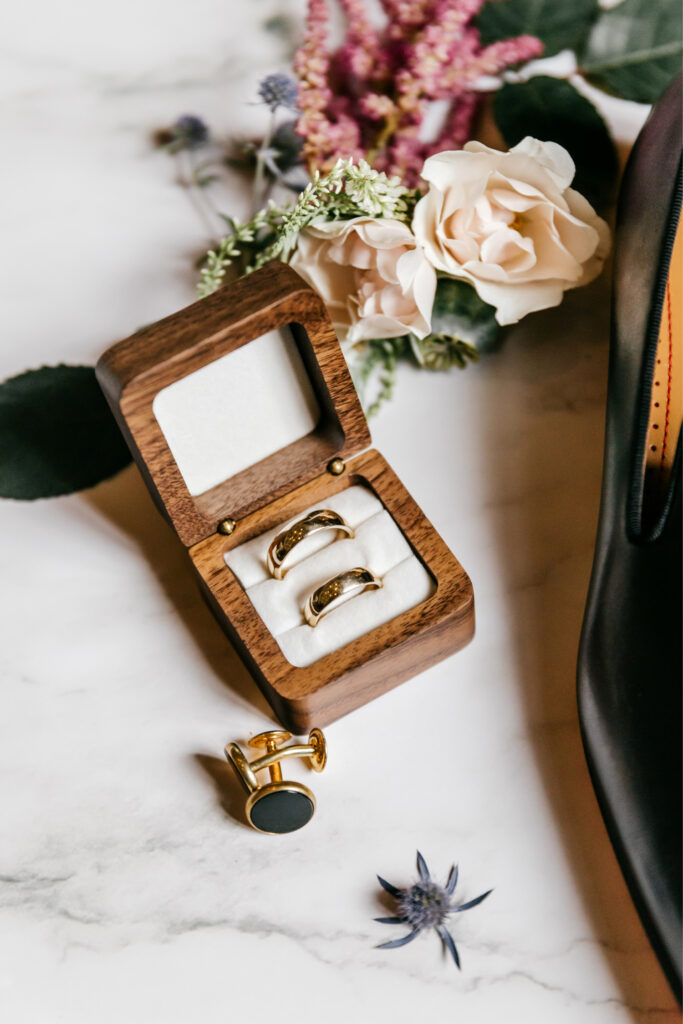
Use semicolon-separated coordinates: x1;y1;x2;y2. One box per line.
660;280;673;471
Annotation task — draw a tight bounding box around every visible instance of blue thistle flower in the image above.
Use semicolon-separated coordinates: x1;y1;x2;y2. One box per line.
258;73;299;113
157;114;209;153
375;851;492;968
173;115;209;148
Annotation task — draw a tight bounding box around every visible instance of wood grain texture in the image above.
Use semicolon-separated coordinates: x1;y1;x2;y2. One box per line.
96;262;371;546
190;450;475;731
97;264;474;728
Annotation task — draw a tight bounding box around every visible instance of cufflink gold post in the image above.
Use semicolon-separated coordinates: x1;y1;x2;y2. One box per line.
225;729;327;834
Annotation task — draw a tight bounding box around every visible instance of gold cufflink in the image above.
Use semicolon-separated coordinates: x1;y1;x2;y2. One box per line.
225;729;327;834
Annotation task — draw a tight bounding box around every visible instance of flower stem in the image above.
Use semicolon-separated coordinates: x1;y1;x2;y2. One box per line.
177;150;223;239
252;109;277;215
365;111;400;167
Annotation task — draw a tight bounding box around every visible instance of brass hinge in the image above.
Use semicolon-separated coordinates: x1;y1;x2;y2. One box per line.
327;457;346;476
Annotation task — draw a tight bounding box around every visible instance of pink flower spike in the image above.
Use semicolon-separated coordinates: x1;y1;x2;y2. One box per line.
292;0;544;178
476;35;545;76
338;0;379;47
336;0;383;78
360;93;399;121
294;0;337;171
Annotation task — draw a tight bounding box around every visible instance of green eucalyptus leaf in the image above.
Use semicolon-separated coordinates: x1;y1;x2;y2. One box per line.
493;77;618;206
477;0;599;58
431;278;500;352
580;0;682;104
0;365;132;500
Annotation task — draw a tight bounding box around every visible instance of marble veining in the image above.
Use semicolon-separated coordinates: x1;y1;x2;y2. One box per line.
0;2;677;1022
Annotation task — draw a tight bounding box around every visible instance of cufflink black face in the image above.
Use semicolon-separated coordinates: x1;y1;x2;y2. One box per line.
225;729;327;834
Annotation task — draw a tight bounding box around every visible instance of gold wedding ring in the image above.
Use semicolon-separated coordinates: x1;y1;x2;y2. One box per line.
267;509;354;580
304;567;383;627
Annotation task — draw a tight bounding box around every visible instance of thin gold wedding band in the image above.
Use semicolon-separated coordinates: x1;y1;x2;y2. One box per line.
267;509;354;580
304;567;383;628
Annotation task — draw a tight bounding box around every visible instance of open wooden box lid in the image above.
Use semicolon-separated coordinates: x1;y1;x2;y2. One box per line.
96;263;372;547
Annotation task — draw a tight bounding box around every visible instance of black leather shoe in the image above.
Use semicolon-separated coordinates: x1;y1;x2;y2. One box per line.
578;75;682;1001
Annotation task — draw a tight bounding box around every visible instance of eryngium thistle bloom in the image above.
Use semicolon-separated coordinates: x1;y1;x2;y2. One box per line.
376;851;492;967
170;115;209;150
154;115;209;153
258;73;300;113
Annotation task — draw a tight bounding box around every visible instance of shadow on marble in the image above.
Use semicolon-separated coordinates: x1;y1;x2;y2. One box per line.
193;753;251;829
83;465;275;722
478;272;679;1018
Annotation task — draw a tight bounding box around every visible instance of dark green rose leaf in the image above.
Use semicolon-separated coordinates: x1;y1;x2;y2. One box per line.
477;0;599;58
431;278;500;353
580;0;682;104
493;77;618;206
0;365;132;500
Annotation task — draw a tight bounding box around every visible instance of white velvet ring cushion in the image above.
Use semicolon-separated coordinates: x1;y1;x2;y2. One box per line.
223;483;436;667
278;558;436;668
245;509;414;636
224;484;383;587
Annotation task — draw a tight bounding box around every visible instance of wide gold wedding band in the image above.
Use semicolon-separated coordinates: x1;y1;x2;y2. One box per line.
304;567;383;627
267;509;354;580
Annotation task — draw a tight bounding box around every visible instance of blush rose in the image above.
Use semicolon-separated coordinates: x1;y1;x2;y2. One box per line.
290;216;437;346
412;138;611;325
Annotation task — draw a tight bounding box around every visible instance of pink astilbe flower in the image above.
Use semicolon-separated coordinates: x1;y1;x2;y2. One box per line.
294;0;363;171
380;0;434;36
294;0;543;182
335;0;381;77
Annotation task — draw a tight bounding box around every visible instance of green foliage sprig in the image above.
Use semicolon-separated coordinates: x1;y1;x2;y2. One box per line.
197;159;416;298
197;206;282;297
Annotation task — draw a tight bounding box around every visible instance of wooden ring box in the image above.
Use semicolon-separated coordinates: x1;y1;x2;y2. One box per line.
97;262;474;731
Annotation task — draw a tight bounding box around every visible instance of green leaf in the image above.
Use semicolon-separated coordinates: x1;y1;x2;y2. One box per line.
409;334;480;372
579;0;682;104
431;278;500;352
493;77;618;206
0;365;132;500
478;0;599;58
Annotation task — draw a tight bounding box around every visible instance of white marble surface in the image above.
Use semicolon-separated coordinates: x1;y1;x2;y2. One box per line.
0;3;678;1021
